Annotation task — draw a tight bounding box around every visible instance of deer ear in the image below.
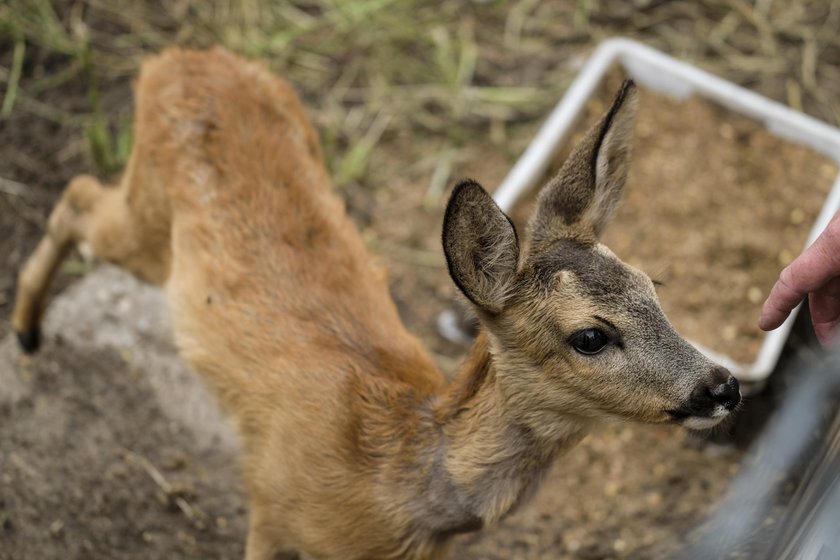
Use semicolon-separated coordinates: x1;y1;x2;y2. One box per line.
443;180;520;315
529;80;638;246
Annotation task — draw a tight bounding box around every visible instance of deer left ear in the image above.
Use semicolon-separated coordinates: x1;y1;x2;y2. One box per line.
529;80;638;246
442;180;520;315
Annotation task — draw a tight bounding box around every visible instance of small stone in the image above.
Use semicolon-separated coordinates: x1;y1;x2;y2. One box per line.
49;519;64;536
778;249;793;266
722;325;737;341
789;208;805;225
116;296;133;314
614;538;627;552
747;286;763;304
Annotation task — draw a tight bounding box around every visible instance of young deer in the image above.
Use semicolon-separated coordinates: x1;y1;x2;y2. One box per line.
13;48;740;559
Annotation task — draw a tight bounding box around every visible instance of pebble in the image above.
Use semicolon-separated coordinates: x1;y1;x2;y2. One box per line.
722;325;737;341
747;286;763;304
49;519;64;536
778;249;793;266
789;208;805;225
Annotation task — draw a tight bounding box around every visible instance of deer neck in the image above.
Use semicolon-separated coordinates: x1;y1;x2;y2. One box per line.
429;333;589;526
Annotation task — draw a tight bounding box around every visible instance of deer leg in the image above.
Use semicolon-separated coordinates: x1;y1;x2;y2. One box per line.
12;171;168;353
12;175;105;352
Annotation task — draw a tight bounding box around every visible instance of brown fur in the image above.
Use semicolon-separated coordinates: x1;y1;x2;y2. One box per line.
13;49;739;559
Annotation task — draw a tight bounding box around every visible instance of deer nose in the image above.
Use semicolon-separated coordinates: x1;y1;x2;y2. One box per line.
708;372;740;411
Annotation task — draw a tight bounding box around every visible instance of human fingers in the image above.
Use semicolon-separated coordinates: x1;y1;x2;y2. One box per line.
759;265;805;331
759;214;840;331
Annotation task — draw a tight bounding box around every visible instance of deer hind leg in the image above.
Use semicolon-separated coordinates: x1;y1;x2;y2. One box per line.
12;174;102;351
12;171;170;353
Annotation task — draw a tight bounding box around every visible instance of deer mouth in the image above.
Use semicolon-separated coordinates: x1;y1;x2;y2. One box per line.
666;405;733;429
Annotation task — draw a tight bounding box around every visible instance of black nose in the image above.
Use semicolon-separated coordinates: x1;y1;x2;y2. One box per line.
708;374;741;411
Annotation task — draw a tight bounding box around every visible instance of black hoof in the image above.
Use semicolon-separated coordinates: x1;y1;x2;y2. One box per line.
16;329;41;354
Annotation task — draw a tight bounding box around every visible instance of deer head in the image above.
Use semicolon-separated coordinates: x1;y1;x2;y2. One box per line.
443;80;740;436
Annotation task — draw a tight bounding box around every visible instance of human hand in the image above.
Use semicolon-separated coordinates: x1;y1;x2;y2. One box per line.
759;210;840;347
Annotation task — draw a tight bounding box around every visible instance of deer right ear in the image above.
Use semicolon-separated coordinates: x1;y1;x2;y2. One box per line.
443;180;520;315
528;80;638;247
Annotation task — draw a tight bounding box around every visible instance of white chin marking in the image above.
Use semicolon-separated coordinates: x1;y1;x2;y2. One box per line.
682;416;725;430
679;404;731;430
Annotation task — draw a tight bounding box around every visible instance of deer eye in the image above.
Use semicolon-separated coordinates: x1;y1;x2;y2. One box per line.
570;328;609;355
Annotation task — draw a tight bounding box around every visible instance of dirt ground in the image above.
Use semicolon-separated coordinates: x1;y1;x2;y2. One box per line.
4;1;840;558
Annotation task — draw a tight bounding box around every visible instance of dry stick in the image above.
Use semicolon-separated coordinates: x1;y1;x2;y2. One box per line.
16;96;86;127
0;177;28;198
726;0;779;55
28;59;82;95
120;447;207;525
1;38;26;117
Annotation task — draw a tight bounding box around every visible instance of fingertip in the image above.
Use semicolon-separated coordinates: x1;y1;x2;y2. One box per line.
758;303;772;330
758;307;786;332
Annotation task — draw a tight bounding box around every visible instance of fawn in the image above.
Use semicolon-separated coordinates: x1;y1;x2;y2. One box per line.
13;48;740;559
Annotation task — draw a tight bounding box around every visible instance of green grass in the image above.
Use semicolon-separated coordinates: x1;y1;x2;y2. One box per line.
1;0;839;185
0;0;556;184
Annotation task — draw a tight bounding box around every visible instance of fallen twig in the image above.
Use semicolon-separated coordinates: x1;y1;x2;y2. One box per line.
120;447;207;525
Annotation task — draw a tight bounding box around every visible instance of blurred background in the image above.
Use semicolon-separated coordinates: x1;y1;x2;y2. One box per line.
1;1;840;558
